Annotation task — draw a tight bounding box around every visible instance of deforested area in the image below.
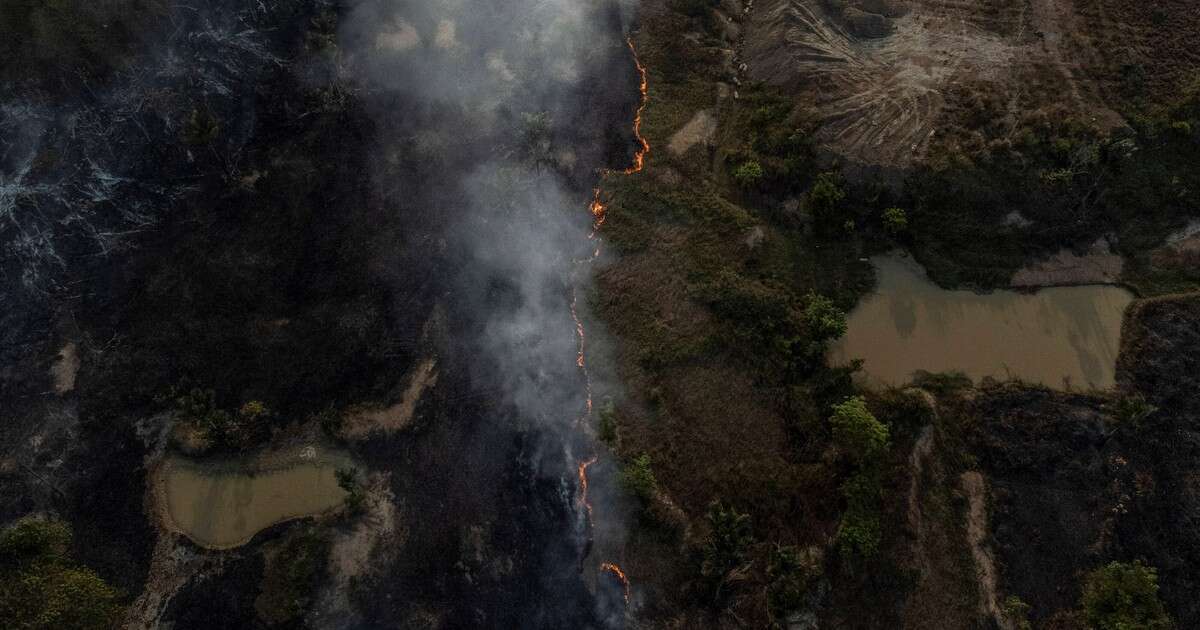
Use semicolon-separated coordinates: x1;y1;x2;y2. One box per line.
1;1;1198;629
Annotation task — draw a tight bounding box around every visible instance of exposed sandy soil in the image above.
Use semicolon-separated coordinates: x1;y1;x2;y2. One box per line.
960;470;1005;628
49;342;79;394
742;0;1126;166
668;109;718;155
1010;237;1124;287
341;356;438;440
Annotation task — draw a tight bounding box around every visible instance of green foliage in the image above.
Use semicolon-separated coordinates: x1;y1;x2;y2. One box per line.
808;172;847;230
1002;595;1032;630
829;396;889;463
881;207;908;236
802;291;847;349
732;161;765;189
597;401;618;445
1081;561;1173;630
1111;393;1158;429
171;388;269;452
620;454;658;501
836;473;883;560
911;370;973;396
0;517;124;630
700;501;754;603
336;467;366;515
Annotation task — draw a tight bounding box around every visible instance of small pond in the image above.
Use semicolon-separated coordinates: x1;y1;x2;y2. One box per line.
830;254;1133;390
158;447;351;549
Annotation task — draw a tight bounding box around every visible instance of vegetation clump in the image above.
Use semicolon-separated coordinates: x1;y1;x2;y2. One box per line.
700;500;754;604
829;397;890;560
0;517;124;630
620;454;658;502
336;467;367;515
1081;561;1173;630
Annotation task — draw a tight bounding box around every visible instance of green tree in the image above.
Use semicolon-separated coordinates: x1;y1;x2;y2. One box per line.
881;207;908;235
829;396;889;463
701;500;754;603
620;454;658;501
0;517;124;630
802;291;847;349
808;172;846;229
1081;561;1173;630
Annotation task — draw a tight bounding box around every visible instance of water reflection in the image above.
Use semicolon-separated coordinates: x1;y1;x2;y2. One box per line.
831;254;1133;390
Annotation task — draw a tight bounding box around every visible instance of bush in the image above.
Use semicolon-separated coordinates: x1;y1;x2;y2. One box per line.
597;401;618;445
0;517;124;630
1111;393;1157;429
701;501;754;603
336;467;367;515
829;396;889;463
881;207;908;236
802;291;847;349
1002;595;1032;630
732;160;765;189
836;473;883;560
767;544;818;622
620;454;658;501
808;172;847;230
1081;561;1172;630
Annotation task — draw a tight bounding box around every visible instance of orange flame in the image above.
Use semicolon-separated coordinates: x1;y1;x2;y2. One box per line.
601;562;631;603
622;37;650;175
571;35;648;611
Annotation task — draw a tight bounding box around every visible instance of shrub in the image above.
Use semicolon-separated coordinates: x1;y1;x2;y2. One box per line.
1081;561;1172;630
802;291;847;348
1111;393;1157;429
881;207;908;235
808;172;847;229
1002;595;1032;630
767;544;818;621
701;500;754;603
829;396;889;463
597;401;618;445
0;517;124;630
620;454;658;501
836;473;883;560
732;160;765;189
336;467;367;515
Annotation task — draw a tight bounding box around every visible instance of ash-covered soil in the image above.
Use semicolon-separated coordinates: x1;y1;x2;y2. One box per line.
1;0;643;628
962;295;1200;626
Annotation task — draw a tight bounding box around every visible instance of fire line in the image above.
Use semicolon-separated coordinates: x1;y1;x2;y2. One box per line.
571;33;648;611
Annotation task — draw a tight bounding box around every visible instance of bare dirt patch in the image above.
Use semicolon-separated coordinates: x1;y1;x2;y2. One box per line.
1010;237;1124;287
341;357;438;440
667;109;718;156
49;342;79;394
742;0;1123;166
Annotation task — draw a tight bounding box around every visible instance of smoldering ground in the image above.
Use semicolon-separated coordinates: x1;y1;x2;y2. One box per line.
332;0;640;626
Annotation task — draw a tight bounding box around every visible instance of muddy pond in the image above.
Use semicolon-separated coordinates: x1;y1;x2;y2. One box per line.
831;254;1133;390
157;447;351;549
